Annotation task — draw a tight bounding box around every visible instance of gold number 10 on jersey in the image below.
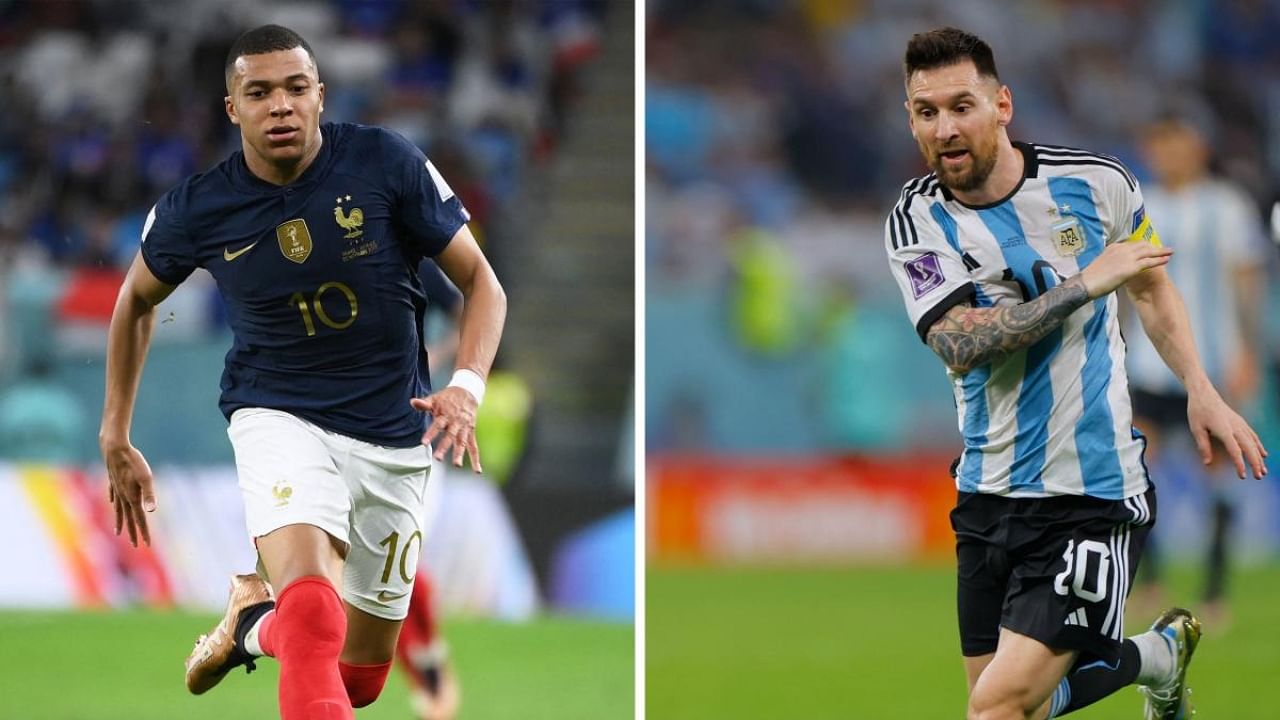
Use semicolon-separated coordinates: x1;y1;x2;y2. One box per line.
378;529;423;584
290;281;359;336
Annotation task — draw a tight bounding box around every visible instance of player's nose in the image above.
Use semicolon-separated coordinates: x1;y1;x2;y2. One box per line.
933;112;958;140
268;88;294;116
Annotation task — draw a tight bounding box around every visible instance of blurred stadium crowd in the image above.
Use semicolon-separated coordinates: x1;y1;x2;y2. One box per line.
646;0;1280;454
0;0;607;463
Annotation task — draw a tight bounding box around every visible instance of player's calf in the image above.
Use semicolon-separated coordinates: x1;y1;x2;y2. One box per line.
340;660;393;707
270;576;353;720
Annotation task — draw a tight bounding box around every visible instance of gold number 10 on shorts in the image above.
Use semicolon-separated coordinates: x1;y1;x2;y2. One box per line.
378;529;423;584
290;281;358;336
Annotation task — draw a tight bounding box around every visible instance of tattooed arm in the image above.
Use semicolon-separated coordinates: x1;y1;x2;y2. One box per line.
925;275;1090;374
924;238;1174;375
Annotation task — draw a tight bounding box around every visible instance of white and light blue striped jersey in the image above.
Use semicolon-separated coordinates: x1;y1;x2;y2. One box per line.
885;142;1156;500
1125;178;1266;394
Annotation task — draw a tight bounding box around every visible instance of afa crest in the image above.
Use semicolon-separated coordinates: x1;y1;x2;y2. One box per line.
277;218;313;263
334;195;364;239
1052;217;1085;257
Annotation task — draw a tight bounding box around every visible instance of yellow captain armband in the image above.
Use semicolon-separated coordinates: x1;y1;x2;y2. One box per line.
1126;215;1162;246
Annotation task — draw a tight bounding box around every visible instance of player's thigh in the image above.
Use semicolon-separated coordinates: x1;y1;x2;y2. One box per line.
969;628;1076;716
228;408;353;588
342;602;404;664
341;441;433;622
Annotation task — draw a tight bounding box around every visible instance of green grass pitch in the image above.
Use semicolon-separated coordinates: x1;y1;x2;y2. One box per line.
0;612;633;719
648;563;1280;719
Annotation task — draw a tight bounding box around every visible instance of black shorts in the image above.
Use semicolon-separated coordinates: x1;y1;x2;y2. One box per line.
951;484;1157;664
1131;388;1187;433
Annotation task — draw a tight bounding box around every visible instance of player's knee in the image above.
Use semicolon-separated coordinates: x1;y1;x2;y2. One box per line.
277;577;347;658
340;661;392;708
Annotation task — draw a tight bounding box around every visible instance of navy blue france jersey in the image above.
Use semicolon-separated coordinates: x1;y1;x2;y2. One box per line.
141;122;470;447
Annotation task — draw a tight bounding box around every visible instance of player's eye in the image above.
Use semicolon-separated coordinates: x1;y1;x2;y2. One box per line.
919;108;935;119
248;90;265;98
955;104;971;113
291;85;307;93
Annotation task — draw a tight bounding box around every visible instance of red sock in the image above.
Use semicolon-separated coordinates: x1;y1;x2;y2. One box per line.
268;577;352;720
395;573;439;677
340;660;392;707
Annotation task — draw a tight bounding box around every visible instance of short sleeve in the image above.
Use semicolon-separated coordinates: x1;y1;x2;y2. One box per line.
1101;165;1162;248
384;130;471;258
1217;183;1268;268
885;195;975;342
139;190;196;285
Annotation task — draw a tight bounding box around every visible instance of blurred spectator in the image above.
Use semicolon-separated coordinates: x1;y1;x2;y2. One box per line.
0;0;601;279
0;356;86;463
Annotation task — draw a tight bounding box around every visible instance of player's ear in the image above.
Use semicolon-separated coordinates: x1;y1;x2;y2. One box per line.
995;84;1013;127
317;81;325;114
225;95;239;126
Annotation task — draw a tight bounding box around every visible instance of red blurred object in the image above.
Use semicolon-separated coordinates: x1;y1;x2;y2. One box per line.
56;268;126;324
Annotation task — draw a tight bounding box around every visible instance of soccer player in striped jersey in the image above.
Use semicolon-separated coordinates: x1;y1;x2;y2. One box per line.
1124;114;1268;632
884;28;1267;720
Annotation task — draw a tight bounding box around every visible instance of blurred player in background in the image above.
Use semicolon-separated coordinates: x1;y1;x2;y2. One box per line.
1126;113;1269;632
885;28;1266;720
99;24;505;720
395;260;466;720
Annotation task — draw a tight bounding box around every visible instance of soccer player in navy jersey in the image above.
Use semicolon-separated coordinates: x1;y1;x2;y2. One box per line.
98;25;506;720
884;28;1266;719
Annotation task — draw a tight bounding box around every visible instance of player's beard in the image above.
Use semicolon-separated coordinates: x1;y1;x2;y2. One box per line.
925;136;998;194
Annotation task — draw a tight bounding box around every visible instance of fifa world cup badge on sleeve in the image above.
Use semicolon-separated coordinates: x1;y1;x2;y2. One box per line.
905;252;946;298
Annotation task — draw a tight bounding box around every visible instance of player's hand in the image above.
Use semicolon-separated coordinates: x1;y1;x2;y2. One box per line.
100;441;157;547
1187;387;1268;479
412;388;483;473
1079;240;1173;299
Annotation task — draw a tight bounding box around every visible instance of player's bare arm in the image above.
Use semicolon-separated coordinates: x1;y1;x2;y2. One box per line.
927;239;1172;374
100;252;178;546
412;224;507;471
926;275;1090;374
1125;265;1267;479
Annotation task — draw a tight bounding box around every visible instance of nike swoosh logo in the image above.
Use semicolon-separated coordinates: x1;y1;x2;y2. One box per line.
376;589;409;603
223;241;259;261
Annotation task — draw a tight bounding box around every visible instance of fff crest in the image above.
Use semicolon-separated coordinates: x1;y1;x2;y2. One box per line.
334;195;364;239
276;218;313;263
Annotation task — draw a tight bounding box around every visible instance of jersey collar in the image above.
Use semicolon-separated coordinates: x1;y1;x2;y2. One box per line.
941;141;1038;210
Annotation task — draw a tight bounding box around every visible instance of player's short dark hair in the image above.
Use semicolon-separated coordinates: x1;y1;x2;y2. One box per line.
903;27;999;84
224;24;317;90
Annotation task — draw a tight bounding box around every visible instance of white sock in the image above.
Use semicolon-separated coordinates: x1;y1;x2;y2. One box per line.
1130;629;1174;686
242;610;273;657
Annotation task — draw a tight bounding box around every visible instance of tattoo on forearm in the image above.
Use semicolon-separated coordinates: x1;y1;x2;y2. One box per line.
926;275;1091;373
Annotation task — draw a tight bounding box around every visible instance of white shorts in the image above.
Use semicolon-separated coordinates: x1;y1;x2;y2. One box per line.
228;407;435;620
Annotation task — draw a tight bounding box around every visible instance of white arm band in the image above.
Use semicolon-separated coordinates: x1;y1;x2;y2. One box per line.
447;368;486;405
